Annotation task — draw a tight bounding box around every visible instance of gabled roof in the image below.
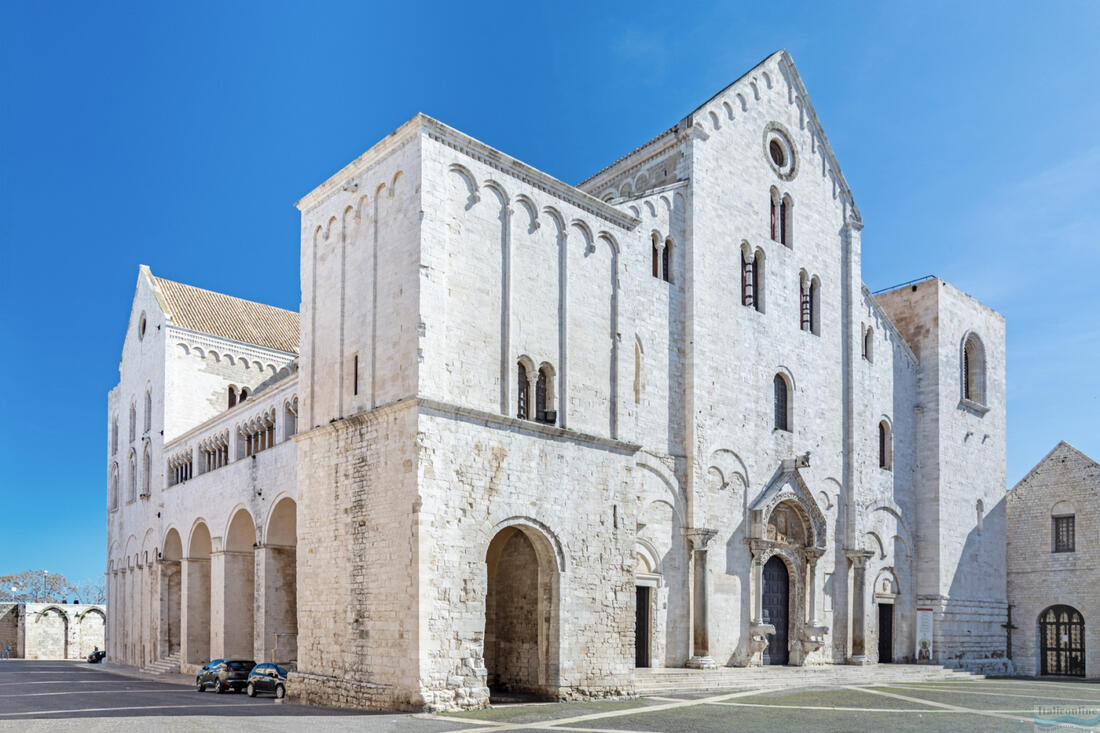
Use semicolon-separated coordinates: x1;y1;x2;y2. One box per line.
144;266;299;354
577;50;860;223
1011;441;1100;492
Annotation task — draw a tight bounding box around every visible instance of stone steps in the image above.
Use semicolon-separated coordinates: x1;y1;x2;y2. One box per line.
141;651;181;677
633;664;982;694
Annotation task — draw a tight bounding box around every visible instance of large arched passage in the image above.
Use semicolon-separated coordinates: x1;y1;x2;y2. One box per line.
29;607;68;659
484;525;560;698
161;528;183;659
262;497;297;663
76;608;106;658
183;522;212;665
222;508;257;659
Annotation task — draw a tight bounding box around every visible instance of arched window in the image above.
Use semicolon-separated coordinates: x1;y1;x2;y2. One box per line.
228;386;237;408
535;366;555;424
741;249;754;307
651;234;660;279
111;418;118;455
143;389;152;433
109;464;118;511
127;450;136;502
283;397;298;438
878;420;892;470
810;279;820;335
662;237;672;283
142;443;151;496
516;362;529;420
963;333;986;405
769;188;778;240
773;374;790;432
752;251;764;313
780;195;792;246
239;387;249;403
863;327;874;363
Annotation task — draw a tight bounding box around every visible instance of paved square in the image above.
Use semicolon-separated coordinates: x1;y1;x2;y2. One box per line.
4;661;1099;731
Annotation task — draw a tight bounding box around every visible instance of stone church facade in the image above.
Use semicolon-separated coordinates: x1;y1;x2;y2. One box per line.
106;51;1010;710
1007;442;1100;677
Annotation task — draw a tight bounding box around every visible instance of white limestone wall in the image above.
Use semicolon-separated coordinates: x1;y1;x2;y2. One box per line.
1007;443;1100;677
415;408;638;708
107;269;168;663
18;604;106;660
878;278;1009;669
163;328;294;442
678;57;853;665
107;364;298;669
418;128;637;442
297;127;421;432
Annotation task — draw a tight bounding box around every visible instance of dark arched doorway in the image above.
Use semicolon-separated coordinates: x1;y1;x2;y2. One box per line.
762;556;789;665
484;525;560;699
1040;605;1084;676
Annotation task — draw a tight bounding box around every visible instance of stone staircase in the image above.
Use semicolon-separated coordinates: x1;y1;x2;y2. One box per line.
140;651;181;677
634;663;982;695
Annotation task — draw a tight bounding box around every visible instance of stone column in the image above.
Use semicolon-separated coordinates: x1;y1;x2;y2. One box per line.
255;544;297;663
210;550;254;659
181;556;210;666
846;549;873;665
685;529;718;669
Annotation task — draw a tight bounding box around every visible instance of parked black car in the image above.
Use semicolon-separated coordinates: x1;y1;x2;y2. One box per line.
245;663;289;698
87;650;106;664
196;659;256;693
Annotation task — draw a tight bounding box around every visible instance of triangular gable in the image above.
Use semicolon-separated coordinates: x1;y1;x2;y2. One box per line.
749;458;827;549
1011;441;1100;495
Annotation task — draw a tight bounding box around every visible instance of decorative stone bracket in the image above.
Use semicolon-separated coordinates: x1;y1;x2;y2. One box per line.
748;622;775;666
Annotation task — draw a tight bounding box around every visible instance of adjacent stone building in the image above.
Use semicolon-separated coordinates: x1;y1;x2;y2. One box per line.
106;50;1010;710
1007;442;1100;677
0;603;106;659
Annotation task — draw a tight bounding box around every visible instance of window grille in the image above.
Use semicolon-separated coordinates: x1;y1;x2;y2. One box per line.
1054;515;1075;553
517;363;529;420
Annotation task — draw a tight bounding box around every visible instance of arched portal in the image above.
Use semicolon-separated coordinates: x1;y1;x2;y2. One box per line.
161;529;183;658
222;508;257;659
484;525;560;698
1039;605;1084;676
262;497;298;663
761;556;789;665
76;608;106;657
183;522;212;665
30;607;68;659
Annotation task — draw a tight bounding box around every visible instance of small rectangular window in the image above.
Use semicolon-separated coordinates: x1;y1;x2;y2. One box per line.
1054;515;1075;553
353;354;359;396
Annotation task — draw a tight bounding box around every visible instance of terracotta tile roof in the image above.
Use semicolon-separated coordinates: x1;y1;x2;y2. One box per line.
151;274;299;354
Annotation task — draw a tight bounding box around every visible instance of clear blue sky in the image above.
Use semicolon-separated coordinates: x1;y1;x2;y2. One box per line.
2;2;1097;585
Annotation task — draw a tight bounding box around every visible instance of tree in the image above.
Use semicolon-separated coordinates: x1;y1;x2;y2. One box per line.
75;577;106;605
0;570;78;603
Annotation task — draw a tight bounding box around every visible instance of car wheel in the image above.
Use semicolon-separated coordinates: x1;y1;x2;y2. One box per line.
196;680;204;693
275;683;285;699
246;682;256;697
215;680;225;694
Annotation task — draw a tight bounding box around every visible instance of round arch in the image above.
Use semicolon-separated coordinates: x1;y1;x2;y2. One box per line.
483;522;562;698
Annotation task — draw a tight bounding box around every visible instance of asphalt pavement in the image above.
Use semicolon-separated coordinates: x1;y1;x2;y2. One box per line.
0;659;478;731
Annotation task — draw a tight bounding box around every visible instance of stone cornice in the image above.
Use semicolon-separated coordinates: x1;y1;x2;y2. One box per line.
417;397;641;454
295;395;641;454
422;117;639;230
296;113;640;231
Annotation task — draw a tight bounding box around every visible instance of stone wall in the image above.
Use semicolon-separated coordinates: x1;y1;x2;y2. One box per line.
1007;442;1100;677
0;605;18;656
11;604;106;660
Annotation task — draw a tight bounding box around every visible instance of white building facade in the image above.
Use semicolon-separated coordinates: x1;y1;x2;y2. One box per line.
107;51;1010;710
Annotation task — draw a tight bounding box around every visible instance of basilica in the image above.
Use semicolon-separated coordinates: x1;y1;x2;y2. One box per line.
106;50;1010;710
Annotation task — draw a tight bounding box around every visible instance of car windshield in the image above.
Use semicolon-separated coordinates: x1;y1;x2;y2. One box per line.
275;665;286;677
226;661;255;670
